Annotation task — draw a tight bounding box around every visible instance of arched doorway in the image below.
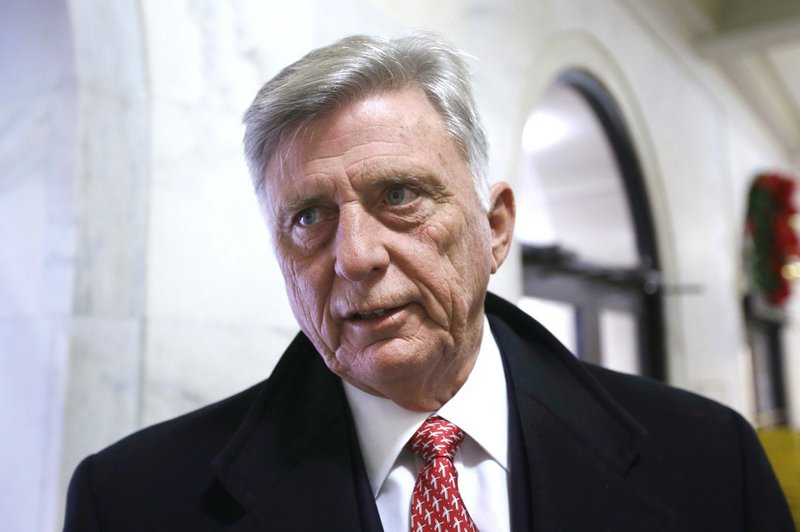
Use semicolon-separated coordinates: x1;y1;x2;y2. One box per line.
518;70;665;380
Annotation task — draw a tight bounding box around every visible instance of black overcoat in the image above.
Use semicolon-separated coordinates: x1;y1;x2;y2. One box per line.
64;293;794;531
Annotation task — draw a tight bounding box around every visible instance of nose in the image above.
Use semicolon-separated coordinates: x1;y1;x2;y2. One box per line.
333;205;390;282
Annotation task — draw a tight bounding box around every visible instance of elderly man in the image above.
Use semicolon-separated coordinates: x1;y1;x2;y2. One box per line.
65;34;793;531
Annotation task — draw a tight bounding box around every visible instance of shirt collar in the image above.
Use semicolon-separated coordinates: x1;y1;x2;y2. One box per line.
343;316;509;496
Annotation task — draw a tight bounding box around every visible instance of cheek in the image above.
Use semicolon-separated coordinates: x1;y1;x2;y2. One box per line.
420;219;458;256
413;216;491;316
420;211;490;269
280;259;344;356
439;215;494;300
279;258;327;321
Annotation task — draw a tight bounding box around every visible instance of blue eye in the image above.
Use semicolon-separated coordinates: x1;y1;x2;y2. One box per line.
386;186;408;205
297;208;320;227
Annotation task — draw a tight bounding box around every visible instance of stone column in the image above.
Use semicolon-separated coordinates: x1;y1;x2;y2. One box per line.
59;0;150;505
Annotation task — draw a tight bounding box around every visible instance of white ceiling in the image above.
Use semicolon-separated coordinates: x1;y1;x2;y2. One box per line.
671;0;800;165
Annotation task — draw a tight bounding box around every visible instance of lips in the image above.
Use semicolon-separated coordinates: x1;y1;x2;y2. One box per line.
346;304;407;323
353;309;388;320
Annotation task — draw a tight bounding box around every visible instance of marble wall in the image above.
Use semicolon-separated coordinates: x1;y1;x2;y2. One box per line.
59;0;150;491
0;2;77;531
2;0;797;530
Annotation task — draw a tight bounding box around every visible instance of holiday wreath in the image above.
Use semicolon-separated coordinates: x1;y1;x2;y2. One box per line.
745;172;800;305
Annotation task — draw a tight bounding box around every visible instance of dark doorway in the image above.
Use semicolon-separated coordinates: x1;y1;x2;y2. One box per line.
518;70;665;380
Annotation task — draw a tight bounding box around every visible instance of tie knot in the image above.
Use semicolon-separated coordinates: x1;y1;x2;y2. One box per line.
407;416;464;462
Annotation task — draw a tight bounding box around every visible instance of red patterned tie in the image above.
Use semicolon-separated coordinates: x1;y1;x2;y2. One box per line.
407;416;478;532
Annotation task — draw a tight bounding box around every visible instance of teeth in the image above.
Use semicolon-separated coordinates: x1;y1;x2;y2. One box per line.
355;309;386;319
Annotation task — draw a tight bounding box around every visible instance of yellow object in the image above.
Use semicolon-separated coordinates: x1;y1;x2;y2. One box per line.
758;429;800;528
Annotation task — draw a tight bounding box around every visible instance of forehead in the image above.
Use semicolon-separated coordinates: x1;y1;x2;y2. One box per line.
268;87;468;183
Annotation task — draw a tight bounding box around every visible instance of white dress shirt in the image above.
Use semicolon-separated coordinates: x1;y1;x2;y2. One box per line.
343;317;510;532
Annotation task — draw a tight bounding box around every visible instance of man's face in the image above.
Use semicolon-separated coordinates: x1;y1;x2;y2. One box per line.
263;87;514;411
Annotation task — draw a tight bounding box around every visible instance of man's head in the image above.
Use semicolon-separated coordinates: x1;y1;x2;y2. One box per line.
243;34;515;411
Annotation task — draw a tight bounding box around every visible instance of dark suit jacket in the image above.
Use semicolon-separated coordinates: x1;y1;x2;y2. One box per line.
64;293;794;531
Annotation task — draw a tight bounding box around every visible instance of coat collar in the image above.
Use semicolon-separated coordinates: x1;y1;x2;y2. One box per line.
211;333;379;530
486;292;676;530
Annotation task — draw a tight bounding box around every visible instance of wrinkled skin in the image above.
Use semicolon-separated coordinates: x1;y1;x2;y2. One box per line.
263;87;515;412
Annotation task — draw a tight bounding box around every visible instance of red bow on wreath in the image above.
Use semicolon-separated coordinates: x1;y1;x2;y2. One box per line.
745;172;800;305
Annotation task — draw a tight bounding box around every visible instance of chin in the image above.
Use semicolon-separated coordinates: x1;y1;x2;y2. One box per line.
347;339;445;386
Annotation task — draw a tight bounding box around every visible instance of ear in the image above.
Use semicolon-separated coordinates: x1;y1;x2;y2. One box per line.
487;182;516;273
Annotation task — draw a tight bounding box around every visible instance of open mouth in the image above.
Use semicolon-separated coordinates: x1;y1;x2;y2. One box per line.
349;305;405;322
353;309;389;320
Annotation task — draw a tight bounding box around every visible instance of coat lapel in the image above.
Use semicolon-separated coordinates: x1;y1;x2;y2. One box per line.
211;333;379;531
487;294;676;531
